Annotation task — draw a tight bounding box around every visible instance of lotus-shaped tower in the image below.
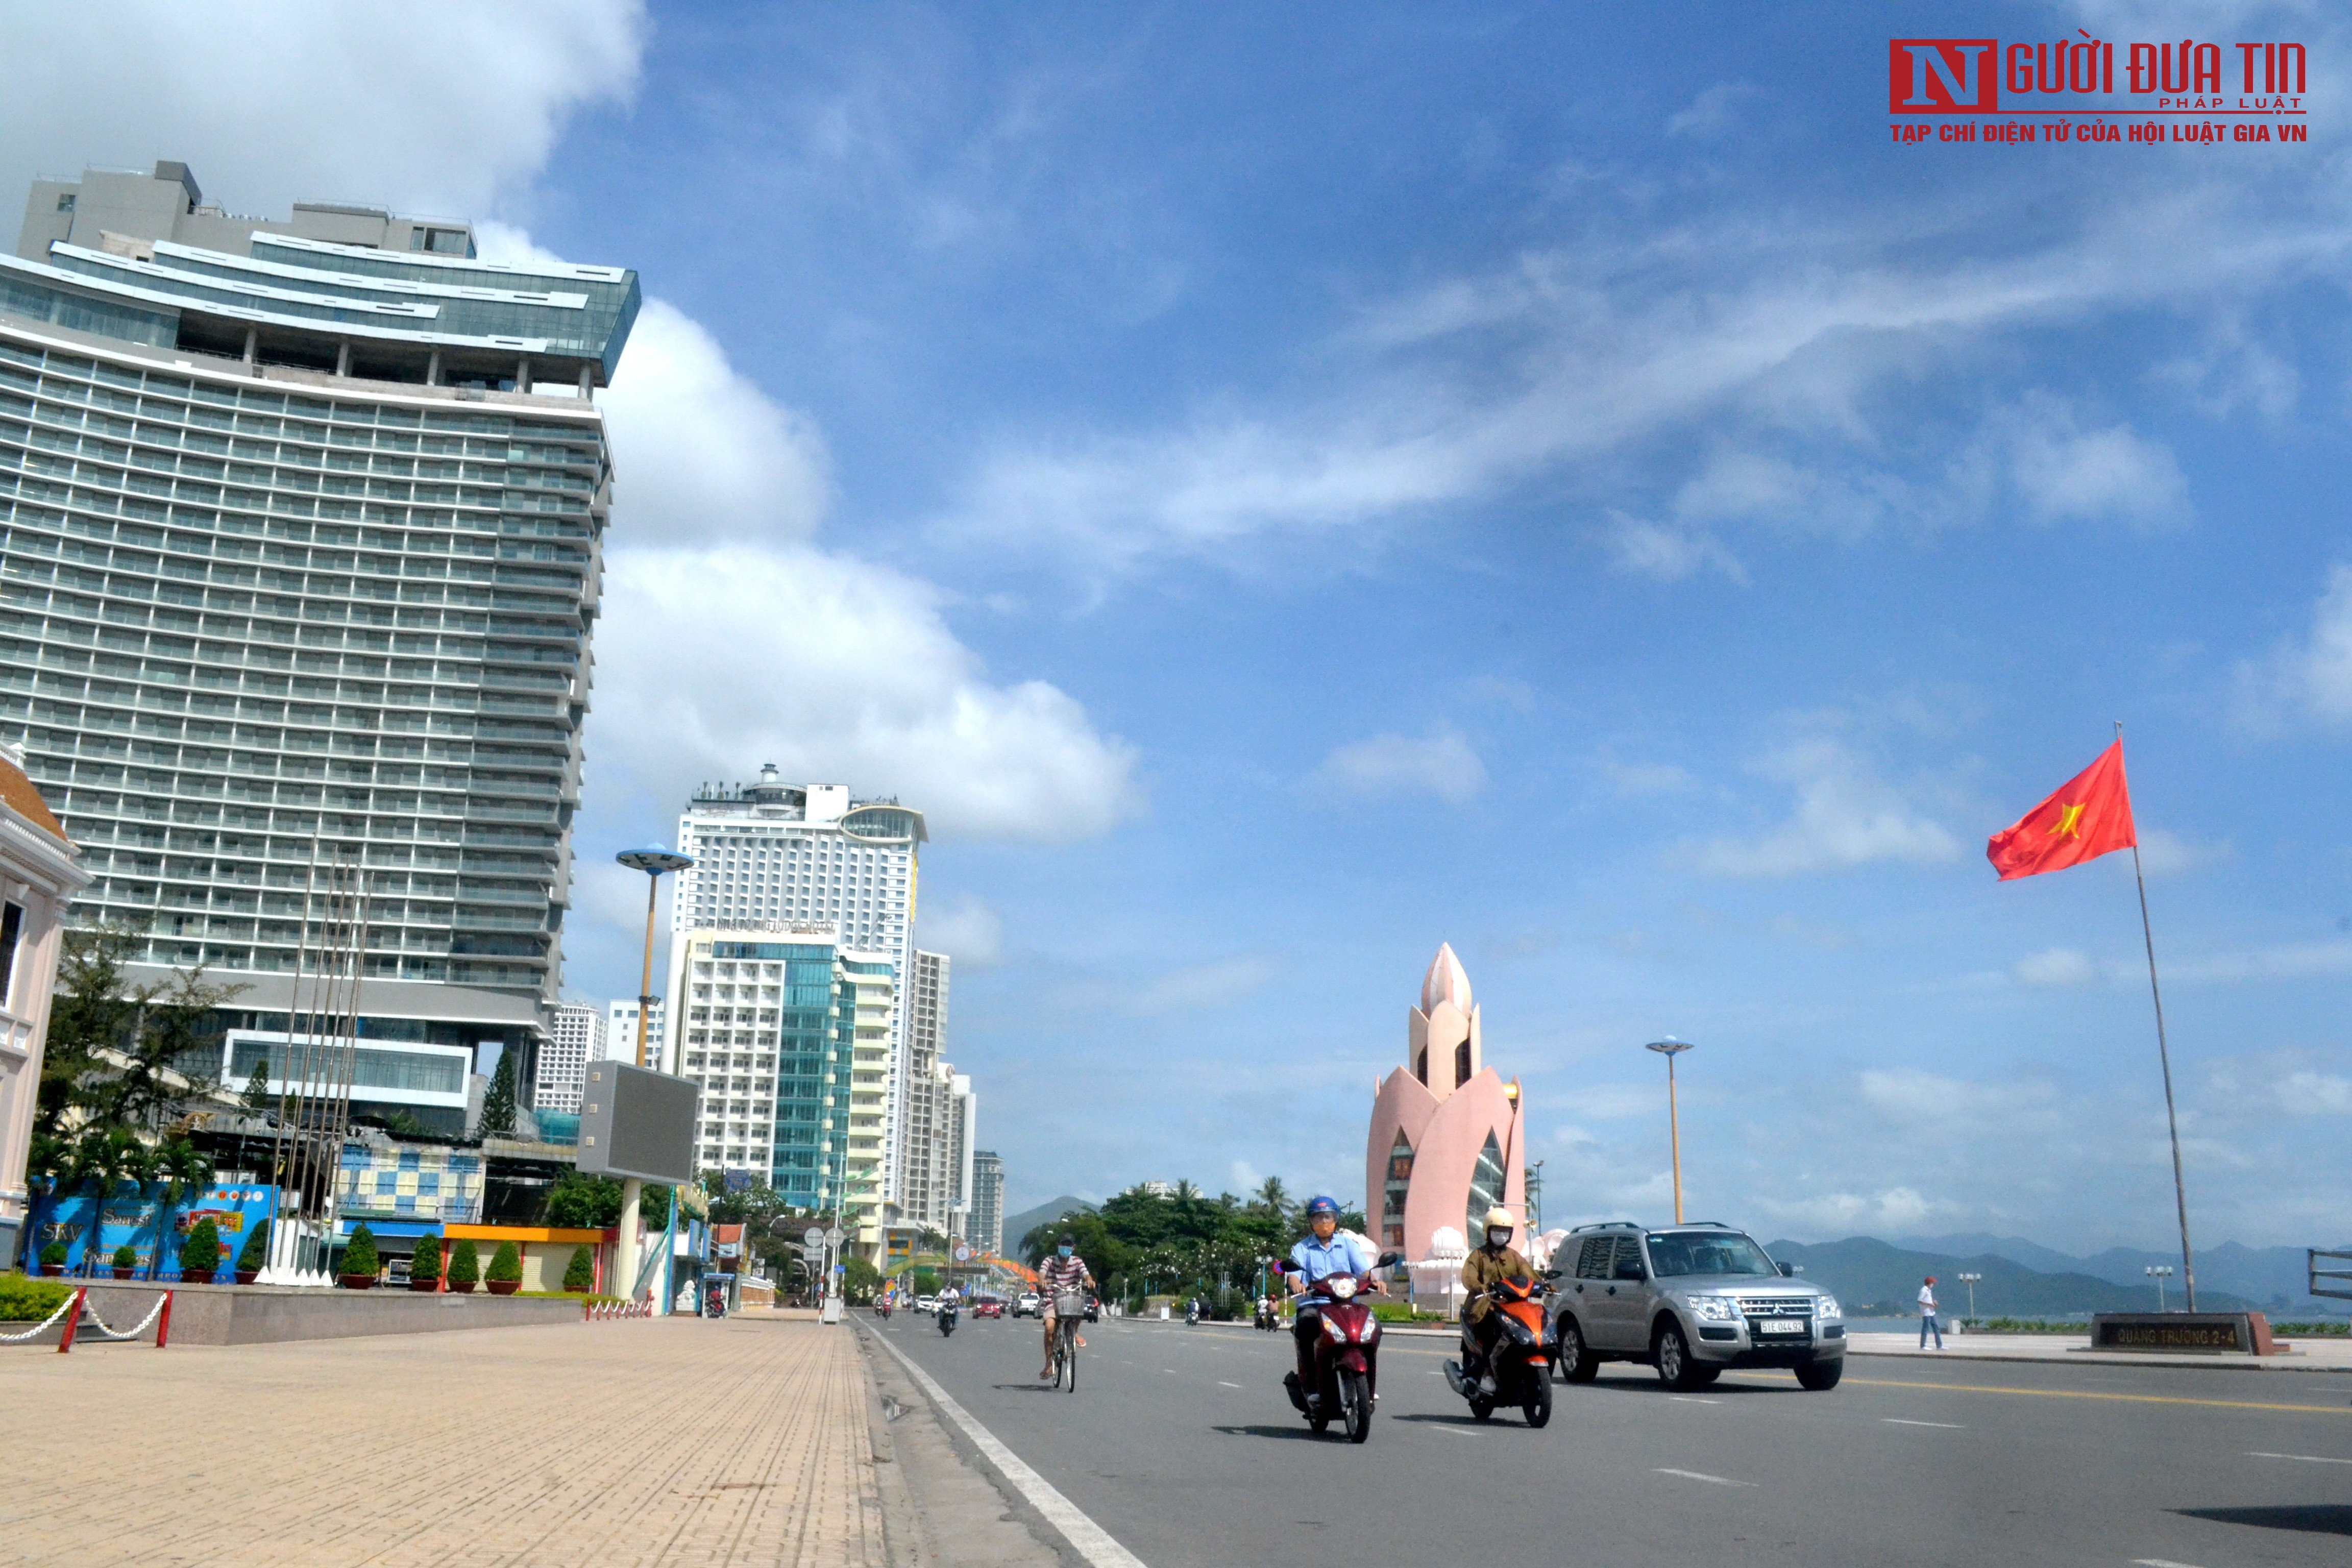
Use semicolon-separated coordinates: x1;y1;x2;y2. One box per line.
1366;944;1526;1269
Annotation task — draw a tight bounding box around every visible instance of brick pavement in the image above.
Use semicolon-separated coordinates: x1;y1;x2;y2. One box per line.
0;1316;890;1567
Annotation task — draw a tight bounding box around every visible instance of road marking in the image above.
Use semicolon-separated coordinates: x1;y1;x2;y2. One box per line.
866;1330;1150;1568
1217;1381;1242;1389
2247;1450;2352;1464
2132;1559;2207;1567
1668;1396;1722;1405
1654;1467;1753;1487
1815;1375;2352;1417
1883;1418;1966;1429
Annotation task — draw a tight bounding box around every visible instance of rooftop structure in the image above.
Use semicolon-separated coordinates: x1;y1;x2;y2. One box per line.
1368;944;1526;1266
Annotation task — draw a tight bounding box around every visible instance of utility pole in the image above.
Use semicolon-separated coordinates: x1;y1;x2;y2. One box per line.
1645;1039;1695;1224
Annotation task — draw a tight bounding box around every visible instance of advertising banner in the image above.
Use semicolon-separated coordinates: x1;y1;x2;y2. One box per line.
31;1184;277;1275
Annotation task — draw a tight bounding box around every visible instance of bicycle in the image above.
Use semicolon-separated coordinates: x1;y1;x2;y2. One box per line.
1052;1291;1084;1390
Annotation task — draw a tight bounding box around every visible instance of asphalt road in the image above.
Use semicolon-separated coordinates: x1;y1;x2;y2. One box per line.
869;1310;2352;1568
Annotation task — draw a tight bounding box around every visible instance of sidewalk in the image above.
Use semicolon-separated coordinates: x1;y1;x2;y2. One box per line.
1847;1329;2352;1373
0;1315;889;1567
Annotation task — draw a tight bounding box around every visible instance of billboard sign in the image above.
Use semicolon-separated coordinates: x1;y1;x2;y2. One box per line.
576;1063;700;1184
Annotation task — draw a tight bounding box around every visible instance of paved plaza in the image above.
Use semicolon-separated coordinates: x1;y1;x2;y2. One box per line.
0;1317;889;1568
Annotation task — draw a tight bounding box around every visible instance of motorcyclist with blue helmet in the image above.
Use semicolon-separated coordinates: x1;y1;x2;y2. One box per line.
1283;1195;1382;1406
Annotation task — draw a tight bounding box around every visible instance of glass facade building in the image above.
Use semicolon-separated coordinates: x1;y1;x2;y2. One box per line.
0;162;640;1091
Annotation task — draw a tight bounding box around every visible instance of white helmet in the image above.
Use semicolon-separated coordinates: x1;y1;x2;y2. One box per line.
1483;1206;1514;1238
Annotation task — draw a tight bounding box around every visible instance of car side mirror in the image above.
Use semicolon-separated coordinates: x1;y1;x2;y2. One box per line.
1542;1268;1563;1281
1777;1261;1795;1277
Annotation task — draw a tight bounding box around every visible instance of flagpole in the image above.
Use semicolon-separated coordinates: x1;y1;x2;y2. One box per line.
2118;720;2195;1313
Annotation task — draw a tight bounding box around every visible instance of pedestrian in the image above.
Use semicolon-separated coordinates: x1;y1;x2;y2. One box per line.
1918;1275;1942;1350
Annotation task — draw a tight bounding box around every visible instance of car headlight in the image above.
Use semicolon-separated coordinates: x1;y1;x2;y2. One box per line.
1684;1294;1737;1322
1815;1295;1841;1319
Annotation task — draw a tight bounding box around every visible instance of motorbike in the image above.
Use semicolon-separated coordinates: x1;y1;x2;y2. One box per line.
876;1298;893;1319
937;1298;959;1337
1277;1251;1404;1443
1255;1300;1281;1332
1185;1301;1200;1326
1442;1271;1560;1427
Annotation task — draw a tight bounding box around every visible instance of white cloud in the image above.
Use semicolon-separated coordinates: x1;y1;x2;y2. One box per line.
2005;399;2189;526
2133;827;2233;876
2012;946;2099;988
1060;955;1276;1017
914;894;1006;968
1597;511;1746;583
1858;1069;2055;1128
594;545;1141;841
0;2;644;244
1688;737;1960;878
1596;748;1695;799
1665;82;1764;138
2276;1071;2352;1116
1313;726;1487;805
2238;562;2352;730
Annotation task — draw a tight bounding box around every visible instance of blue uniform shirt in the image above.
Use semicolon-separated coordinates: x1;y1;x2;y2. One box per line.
1289;1232;1370;1287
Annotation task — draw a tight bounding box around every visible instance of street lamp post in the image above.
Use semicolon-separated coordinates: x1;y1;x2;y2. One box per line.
613;846;693;1309
1956;1271;1983;1324
1645;1038;1695;1224
2145;1264;2174;1312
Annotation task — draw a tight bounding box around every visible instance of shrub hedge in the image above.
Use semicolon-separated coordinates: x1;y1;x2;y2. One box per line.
179;1218;221;1277
486;1240;522;1284
448;1238;480;1285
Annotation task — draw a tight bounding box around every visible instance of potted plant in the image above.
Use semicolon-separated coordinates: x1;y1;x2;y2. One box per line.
447;1238;480;1294
338;1224;380;1290
39;1240;66;1277
562;1244;595;1294
485;1239;523;1296
179;1218;221;1285
111;1243;138;1280
237;1218;270;1284
410;1234;443;1292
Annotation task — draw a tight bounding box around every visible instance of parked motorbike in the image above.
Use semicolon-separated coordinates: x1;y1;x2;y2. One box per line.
1276;1251;1404;1443
1442;1271;1560;1426
937;1300;959;1337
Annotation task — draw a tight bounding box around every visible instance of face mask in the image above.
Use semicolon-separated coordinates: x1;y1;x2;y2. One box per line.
1058;1246;1073;1258
1487;1229;1511;1248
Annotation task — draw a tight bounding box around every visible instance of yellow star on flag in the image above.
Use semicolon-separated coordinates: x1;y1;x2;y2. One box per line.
2048;801;2086;840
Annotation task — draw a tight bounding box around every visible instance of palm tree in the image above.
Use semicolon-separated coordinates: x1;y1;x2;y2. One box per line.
63;1125;152;1276
150;1138;214;1281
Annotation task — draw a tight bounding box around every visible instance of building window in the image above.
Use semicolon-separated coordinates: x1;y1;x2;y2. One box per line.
56;194;75;213
1465;1132;1505;1239
0;901;20;1008
1454;1040;1472;1088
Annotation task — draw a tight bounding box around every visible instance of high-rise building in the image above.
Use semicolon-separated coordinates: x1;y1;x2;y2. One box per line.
667;768;923;1209
899;948;974;1237
535;1001;603;1115
0;162;639;1129
672;927;894;1258
968;1149;1004;1260
605;996;664;1066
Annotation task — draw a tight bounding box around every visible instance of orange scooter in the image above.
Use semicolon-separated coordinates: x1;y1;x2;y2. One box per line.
1443;1271;1558;1426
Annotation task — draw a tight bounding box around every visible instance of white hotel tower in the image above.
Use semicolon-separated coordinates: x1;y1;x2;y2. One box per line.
665;768;926;1213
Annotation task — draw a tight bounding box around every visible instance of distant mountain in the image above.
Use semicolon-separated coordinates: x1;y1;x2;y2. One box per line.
1762;1236;2259;1319
1901;1233;2350;1312
1002;1195;1094;1254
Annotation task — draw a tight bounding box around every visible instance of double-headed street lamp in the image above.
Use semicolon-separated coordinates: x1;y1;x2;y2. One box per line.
1645;1038;1695;1224
1956;1271;1983;1322
2145;1263;2174;1312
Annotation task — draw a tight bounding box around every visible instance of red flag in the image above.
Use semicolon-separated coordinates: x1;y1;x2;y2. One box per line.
1986;740;2137;880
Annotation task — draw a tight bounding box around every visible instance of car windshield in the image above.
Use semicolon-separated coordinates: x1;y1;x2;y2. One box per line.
1645;1231;1779;1278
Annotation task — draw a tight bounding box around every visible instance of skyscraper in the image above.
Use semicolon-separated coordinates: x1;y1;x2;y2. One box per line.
0;162;639;1126
667;768;922;1212
535;1001;604;1115
900;948;975;1236
605;996;664;1066
969;1149;1004;1260
671;927;894;1257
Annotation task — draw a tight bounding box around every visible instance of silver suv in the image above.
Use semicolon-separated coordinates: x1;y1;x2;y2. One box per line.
1549;1222;1844;1391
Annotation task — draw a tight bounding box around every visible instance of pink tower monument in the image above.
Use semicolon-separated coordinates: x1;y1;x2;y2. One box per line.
1365;944;1526;1267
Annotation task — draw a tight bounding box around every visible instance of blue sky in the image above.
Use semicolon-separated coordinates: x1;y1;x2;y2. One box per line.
9;2;2350;1251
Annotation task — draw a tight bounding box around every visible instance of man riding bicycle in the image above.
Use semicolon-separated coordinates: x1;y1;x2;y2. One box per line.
1037;1234;1095;1380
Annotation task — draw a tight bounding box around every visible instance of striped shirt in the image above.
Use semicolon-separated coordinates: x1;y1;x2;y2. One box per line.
1038;1254;1091;1306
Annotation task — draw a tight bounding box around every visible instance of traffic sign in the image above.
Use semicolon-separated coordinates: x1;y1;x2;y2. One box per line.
802;1227;824;1248
953;1245;971;1262
824;1227;844;1245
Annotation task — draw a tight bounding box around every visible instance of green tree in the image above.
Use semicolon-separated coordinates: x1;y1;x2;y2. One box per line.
411;1233;442;1284
238;1218;271;1273
179;1217;221;1279
544;1171;671;1229
147;1138;214;1284
447;1238;480;1286
562;1244;594;1293
239;1050;277;1114
486;1240;522;1284
843;1255;880;1303
340;1224;379;1281
479;1049;518;1137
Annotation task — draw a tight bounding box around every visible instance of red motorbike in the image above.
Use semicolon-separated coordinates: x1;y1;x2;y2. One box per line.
1276;1250;1404;1443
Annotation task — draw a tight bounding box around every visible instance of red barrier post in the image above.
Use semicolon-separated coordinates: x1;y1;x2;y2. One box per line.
155;1290;174;1349
56;1287;86;1354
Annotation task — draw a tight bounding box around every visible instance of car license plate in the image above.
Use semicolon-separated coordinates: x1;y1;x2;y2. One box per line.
1759;1319;1805;1335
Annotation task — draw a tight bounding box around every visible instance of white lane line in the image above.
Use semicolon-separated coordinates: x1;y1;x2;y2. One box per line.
2132;1559;2207;1567
1217;1381;1243;1389
1668;1396;1722;1405
2248;1450;2352;1465
1883;1418;1965;1429
867;1330;1149;1568
1654;1467;1754;1487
